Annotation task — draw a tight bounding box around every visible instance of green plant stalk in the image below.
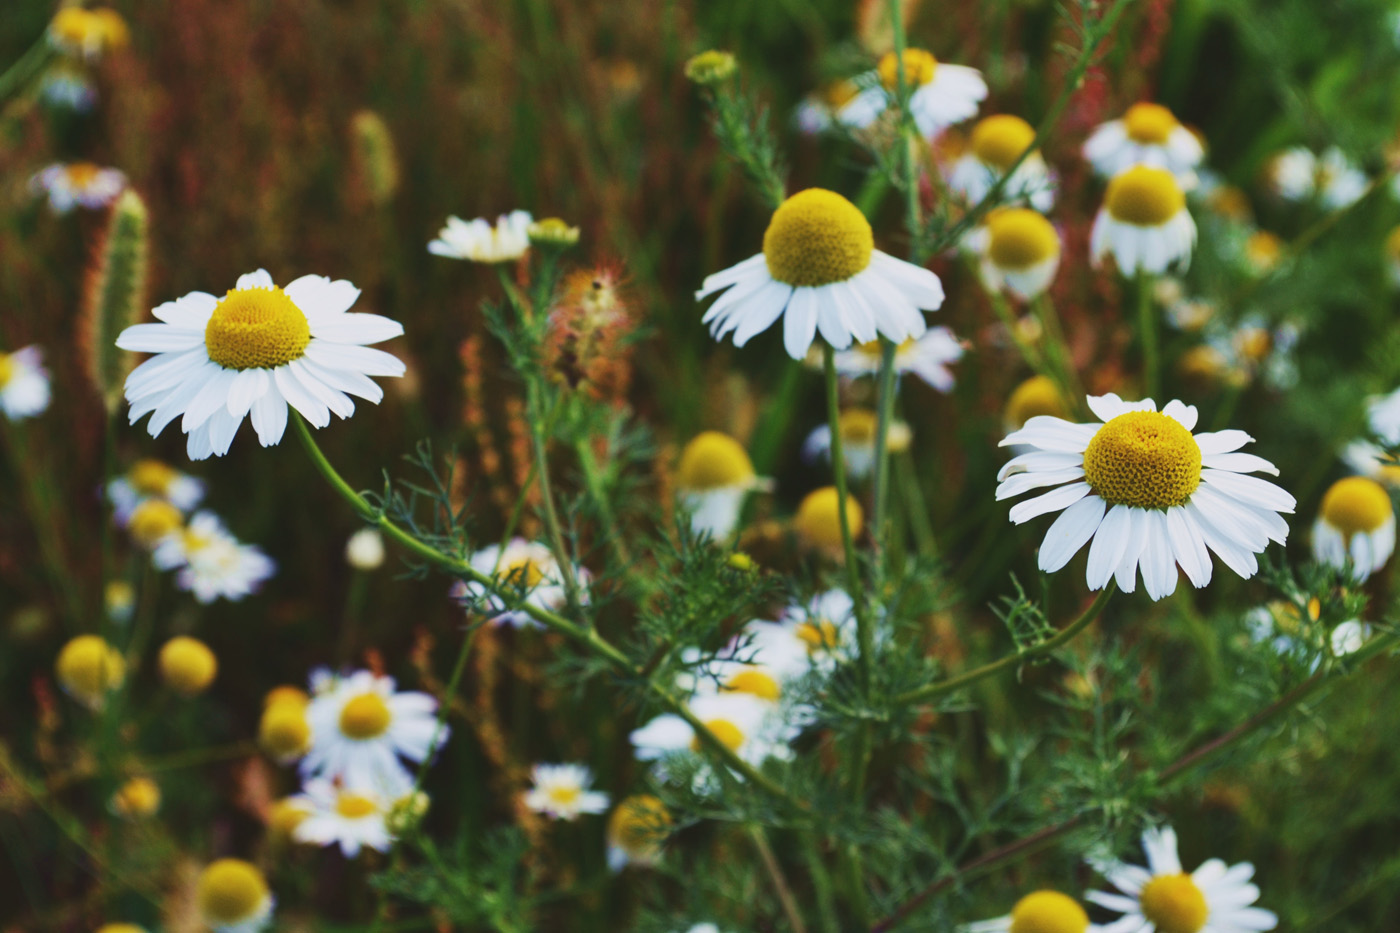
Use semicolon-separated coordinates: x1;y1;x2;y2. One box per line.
0;38;55;107
822;345;871;688
575;436;633;568
871;339;899;584
802;832;842;933
749;825;809;933
896;451;937;559
1137;272;1160;399
1032;294;1086;414
527;381;584;613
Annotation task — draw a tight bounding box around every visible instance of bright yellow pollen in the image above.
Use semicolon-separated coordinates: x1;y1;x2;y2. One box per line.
111;776;161;818
128;458;178;495
1082;411;1202;509
724;668;782;701
987;208;1060;270
1105;166;1185;227
878;48;937;90
794;486;864;549
1005;375;1068;428
763;188;874;288
96;924;148;933
971;115;1037;171
1320;476;1393;536
339;692;393;739
1008;890;1090;933
128;499;182;547
796;620;840;653
609;795;672;855
259;703;311;759
503;556;546;588
1385;225;1400;261
692;718;746;752
1123;102;1178;145
204;285;311;371
196;859;269;926
55;635;125;703
677;431;756;490
1138;873;1209;933
158;636;218;696
335;792;379;819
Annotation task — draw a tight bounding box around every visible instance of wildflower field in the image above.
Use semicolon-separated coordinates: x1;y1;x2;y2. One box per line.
7;0;1400;930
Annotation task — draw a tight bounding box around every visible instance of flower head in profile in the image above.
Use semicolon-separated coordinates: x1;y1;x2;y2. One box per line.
949;115;1055;211
1312;476;1395;581
0;346;51;421
962;890;1097;933
802;408;912;480
829;328;964;392
117;270;405;460
607;794;672;871
301;670;445;795
288;779;395;857
456;538;590;627
523;763;610;821
838;48;988;138
998;394;1294;600
107;458;204;523
674;431;770;541
972;207;1062;300
31;163;126;213
429;210;532;263
697;188;944;360
1083;103;1203;184
1091;166;1196;275
48;7;129;60
1087;824;1277;933
195;859;274;933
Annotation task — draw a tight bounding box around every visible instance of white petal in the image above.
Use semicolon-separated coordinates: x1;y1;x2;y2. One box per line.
285;275;361;319
1162;399;1198;430
226;368;270;419
303;341;406;377
250;389;289;446
236;269;275;290
274;365;330;427
1200;452;1279;476
782;287;819;360
1038;495;1106;572
1008;482;1091;524
116;324;205;353
1193;430;1253;455
1086;504;1133;590
996;467;1087;500
310;314;403;345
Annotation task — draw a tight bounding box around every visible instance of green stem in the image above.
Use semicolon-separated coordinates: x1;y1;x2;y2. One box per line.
0;38;55;107
749;825;809;933
575;437;633;568
802;833;842;933
527;384;584;613
1137;273;1159;399
896;451;937;559
1;421;81;631
822;344;871;688
871;340;899;585
1033;294;1086;415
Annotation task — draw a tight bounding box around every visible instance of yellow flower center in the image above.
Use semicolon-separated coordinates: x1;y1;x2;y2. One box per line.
128;500;183;547
1004;375;1068;428
1008;890;1090;933
609;795;672;854
1386;225;1400;261
1105;166;1185;226
264;685;310;708
111;776;161;818
65;162;102;188
270;797;311;837
796;620;841;653
128;458;178;495
1123;102;1178;145
987;208;1060;270
196;859;269;926
677;431;756;490
335;792;379;819
763;189;874;288
204;285;311;371
1138;873;1209;933
56;635;125;701
971;115;1037;171
839;408;880;445
878;48;937;90
547;784;583;806
1320;476;1393;536
1245;231;1282;271
1082;411;1202;509
724;668;782;701
821;79;861;110
339;692;393;739
503;556;546;589
691;717;746;752
1234;327;1272;362
158;636;218;695
795;486;865;549
0;353;13;388
258;703;311;759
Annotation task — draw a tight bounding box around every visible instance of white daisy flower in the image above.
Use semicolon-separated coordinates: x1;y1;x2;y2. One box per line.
152;511;275;604
1087;824;1278;933
795;80;862;135
1083;103;1203;185
830;327;964;392
428;210;532;263
1341;440;1400;487
1312;476;1395;581
1091;167;1196;275
1266;147;1367;210
630;691;797;774
289;778;394;857
455;538;589;627
0;346;51;421
523;763;611;821
961;890;1099;933
802;408;912;480
997;394;1295;601
749;589;857;679
1330;619;1371;657
106;458;205;523
674;431;771;541
838;48;988;138
696;188;945;360
301;670;445;796
116;270;406;461
47;7;128;61
30;162;126;213
970;207;1062;301
606;794;671;871
195;859;274;933
948;115;1055;211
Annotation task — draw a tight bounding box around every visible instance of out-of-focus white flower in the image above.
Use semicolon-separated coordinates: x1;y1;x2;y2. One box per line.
107;458;204;523
0;346;51;421
802;409;912;480
674;431;771;541
153;511;275;603
838;48;987;138
1083;102;1203;185
428;210;532;263
1312;476;1395;581
1091;166;1196;275
345;528;386;570
31;162;126;213
948;115;1055;211
523;763;610;821
289;779;394;857
829;328;964;392
455;538;589;627
1267;147;1368;210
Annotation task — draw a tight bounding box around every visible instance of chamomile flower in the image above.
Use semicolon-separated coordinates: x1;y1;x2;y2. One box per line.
630;691;797;774
107;458;204;523
523;763;611;821
794;486;864;551
1242;231;1283;276
1083;103;1203;184
675;431;770;541
110;776;161;819
795;79;863;135
55;635;125;709
961;890;1096;933
457;538;589;627
1086;824;1278;933
696;188;945;360
1329;619;1372;656
259;694;312;764
1266;147;1367;209
1004;375;1071;434
158;636;218;695
289;779;394;857
839;48;988;138
153;511;275;603
1312;476;1395;581
744;589;856;680
428;210;532;263
1368;385;1400;446
48;7;129;60
117;270;406;460
301;670;445;795
0;346;51;420
998;394;1295;600
830;328;964;392
126;500;183;549
802;408;912;480
1091;166;1197;274
1341;440;1400;487
606;794;672;871
948;115;1055;211
974;207;1062;300
195;859;274;933
30;162;126;213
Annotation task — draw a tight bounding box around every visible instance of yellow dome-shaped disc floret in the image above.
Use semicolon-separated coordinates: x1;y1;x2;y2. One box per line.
1123;102;1179;145
1082;411;1202;509
264;685;310;708
971;115;1037;171
1105;166;1186;227
158;636;218;696
502;555;546;589
763;189;874;288
723;667;782;701
96;924;148;933
1138;873;1209;933
335;792;380;819
691;718;746;752
1005;375;1069;428
608;794;672;857
677;431;756;491
196;859;270;928
268;797;311;839
1320;476;1393;537
794;486;865;549
55;635;125;705
878;48;937;90
128;499;183;548
204;286;311;371
110;776;161;818
339;692;393;739
1008;890;1090;933
987;208;1060;270
258;702;311;761
796;619;841;652
128;458;178;495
